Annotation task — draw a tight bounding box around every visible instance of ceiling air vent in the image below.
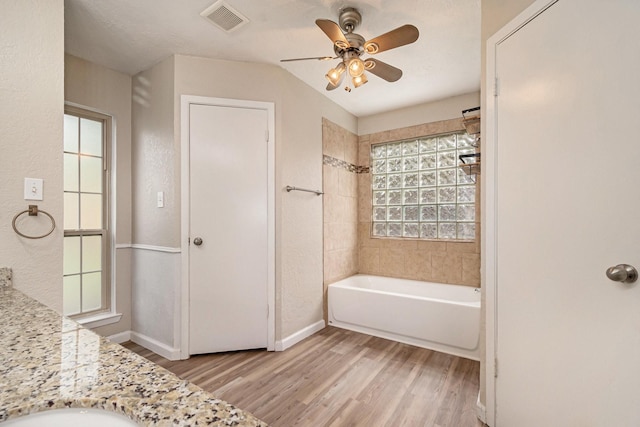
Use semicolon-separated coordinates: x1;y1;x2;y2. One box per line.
200;1;249;33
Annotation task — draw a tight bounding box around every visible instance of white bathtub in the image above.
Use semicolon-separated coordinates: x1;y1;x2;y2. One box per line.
328;274;481;360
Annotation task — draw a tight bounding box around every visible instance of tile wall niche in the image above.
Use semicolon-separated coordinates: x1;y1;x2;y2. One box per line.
322;118;359;319
358;118;481;287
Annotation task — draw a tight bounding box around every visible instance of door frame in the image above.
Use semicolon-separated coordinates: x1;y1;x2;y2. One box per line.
484;0;558;424
179;95;276;358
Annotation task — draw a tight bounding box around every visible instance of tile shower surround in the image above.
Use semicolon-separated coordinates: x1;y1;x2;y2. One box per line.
323;118;480;298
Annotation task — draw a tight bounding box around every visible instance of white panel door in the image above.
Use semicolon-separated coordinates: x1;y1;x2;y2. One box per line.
189;103;268;355
493;0;640;425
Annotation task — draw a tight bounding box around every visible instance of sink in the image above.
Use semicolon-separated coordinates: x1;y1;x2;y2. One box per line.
2;408;138;426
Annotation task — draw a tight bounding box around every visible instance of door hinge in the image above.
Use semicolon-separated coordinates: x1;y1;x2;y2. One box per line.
494;77;500;97
494;358;498;378
265;129;269;143
188;237;190;245
267;304;269;318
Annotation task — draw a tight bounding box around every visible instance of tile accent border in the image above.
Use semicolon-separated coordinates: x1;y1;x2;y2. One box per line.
323;154;370;174
0;267;12;287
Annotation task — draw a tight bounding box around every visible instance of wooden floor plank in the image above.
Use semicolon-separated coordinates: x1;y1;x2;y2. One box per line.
124;326;484;427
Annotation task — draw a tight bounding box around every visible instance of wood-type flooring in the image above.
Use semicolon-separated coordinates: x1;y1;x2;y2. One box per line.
124;326;483;427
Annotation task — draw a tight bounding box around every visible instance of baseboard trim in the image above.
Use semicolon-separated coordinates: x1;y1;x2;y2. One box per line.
275;320;325;351
107;330;131;344
130;331;181;361
476;391;487;424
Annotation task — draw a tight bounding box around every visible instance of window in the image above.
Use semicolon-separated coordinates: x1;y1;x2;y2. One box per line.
371;131;476;240
63;107;111;317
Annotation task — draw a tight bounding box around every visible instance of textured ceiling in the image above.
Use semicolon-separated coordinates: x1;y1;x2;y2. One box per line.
64;0;480;117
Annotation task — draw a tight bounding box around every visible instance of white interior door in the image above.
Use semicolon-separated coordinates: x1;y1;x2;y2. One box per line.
490;0;640;425
188;102;269;355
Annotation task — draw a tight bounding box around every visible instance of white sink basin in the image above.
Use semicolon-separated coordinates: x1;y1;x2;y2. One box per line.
3;408;138;426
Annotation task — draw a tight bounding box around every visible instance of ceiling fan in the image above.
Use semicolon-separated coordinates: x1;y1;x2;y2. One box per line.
281;7;419;92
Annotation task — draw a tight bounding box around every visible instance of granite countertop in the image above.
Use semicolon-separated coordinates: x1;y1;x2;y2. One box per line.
0;286;268;426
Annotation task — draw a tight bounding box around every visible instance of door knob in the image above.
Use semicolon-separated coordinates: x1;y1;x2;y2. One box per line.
605;264;637;283
193;237;203;246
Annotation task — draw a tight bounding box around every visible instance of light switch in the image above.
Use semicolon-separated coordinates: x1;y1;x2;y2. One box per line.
24;178;43;201
157;191;164;208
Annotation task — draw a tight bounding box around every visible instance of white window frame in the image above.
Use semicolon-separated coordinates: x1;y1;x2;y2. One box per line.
63;105;120;327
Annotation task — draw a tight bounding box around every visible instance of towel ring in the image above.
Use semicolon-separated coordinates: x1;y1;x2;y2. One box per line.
12;205;56;239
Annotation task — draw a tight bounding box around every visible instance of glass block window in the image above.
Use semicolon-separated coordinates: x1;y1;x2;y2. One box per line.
371;132;476;240
63;108;111;317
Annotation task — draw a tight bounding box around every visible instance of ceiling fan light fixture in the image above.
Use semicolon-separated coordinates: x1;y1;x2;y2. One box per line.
348;58;365;77
364;42;379;54
352;73;368;88
325;62;346;86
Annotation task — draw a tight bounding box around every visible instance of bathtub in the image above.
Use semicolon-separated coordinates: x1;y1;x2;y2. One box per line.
328;274;481;360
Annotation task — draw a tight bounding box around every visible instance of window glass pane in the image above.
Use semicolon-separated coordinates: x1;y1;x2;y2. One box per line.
372;145;386;159
62;236;80;276
457;204;475;222
458;223;476;240
64;115;79;153
81;272;102;312
419;138;437;153
64;153;79;192
63;236;81;275
63;275;81;316
373;207;386;221
420;223;437;239
64;193;79;230
457;186;476;203
80;156;103;193
80;193;102;229
388;223;402;237
403;223;419;238
82;235;102;272
373;175;386;189
80;118;102;156
438;223;456;239
388;174;402;188
457;133;475;148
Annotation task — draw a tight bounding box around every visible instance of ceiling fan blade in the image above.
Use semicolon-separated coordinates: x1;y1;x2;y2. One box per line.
316;19;350;49
364;25;419;54
280;56;335;62
364;58;403;82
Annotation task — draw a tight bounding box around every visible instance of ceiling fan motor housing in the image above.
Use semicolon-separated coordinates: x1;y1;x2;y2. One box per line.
339;7;362;32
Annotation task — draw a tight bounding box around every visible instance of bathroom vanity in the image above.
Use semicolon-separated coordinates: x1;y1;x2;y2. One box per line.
0;286;267;426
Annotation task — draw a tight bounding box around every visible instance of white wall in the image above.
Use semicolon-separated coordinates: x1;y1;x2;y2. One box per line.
64;54;133;337
0;0;64;310
357;92;480;135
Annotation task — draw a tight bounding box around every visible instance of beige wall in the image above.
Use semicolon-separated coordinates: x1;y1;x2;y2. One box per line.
358;118;480;286
0;0;64;310
132;56;177;248
358;92;481;136
130;56;179;349
64;54;133;337
322;118;359;320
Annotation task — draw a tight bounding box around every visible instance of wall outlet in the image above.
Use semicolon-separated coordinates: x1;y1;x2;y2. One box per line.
24;178;43;201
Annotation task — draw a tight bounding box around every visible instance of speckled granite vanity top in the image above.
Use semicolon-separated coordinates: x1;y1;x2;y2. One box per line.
0;286;267;426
